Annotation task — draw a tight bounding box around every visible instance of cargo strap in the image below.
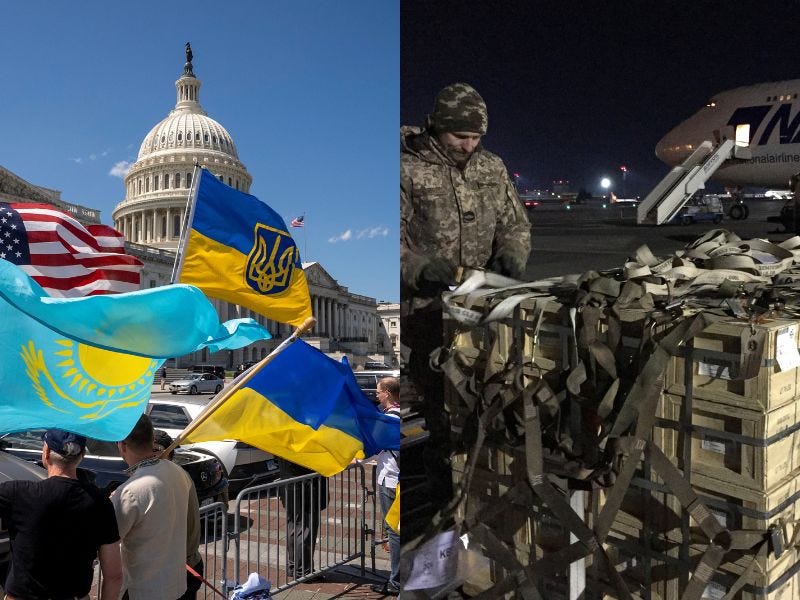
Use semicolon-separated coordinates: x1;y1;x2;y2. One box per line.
435;229;800;597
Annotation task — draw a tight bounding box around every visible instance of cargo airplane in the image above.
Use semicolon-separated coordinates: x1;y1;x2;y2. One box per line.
655;79;800;190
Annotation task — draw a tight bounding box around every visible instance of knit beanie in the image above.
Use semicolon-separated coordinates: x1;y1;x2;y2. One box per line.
428;83;488;135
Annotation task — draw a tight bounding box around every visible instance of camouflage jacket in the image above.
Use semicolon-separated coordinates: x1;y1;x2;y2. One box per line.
401;126;531;312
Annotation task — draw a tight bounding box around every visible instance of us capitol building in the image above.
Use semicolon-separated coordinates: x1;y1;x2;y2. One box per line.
0;46;399;370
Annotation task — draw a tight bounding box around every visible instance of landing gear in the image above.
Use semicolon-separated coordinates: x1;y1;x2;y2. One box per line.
728;203;749;220
727;188;749;220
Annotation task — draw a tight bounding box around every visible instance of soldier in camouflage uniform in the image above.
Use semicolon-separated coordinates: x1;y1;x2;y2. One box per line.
400;83;531;533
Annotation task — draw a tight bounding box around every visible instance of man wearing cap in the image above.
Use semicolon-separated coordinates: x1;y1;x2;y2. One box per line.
114;414;193;600
0;429;122;600
400;83;531;525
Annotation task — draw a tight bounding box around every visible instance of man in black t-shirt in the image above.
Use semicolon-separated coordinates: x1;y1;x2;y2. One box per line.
0;429;122;600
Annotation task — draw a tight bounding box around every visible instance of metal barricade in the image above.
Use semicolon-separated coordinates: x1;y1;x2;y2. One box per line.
93;462;382;599
197;501;228;600
228;462;375;593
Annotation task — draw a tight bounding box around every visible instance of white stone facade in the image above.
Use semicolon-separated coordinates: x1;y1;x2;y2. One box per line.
377;302;400;367
112;63;251;250
107;48;394;369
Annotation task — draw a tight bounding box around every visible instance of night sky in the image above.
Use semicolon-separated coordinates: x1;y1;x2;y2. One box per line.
401;2;800;198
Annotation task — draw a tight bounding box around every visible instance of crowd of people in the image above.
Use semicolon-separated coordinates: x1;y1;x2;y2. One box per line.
0;414;201;600
0;375;402;600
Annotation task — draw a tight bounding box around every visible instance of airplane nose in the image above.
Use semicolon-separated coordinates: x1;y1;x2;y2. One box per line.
655;128;687;167
655;131;676;165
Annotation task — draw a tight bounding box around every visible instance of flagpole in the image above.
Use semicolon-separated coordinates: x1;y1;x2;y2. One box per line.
170;162;202;284
160;316;316;458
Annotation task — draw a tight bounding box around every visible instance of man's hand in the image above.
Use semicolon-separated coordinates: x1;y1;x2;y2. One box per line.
489;253;526;279
418;257;456;286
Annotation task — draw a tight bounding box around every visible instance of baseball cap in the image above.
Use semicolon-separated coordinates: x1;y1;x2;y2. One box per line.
43;429;87;457
153;429;174;453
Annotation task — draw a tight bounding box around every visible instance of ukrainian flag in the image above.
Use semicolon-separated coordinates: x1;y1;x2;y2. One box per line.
181;339;400;477
179;169;312;327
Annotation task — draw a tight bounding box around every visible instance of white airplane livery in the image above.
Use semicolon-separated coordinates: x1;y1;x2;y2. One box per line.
656;79;800;188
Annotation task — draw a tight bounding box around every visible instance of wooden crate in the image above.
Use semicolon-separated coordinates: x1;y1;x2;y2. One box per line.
657;393;798;492
599;464;799;574
600;481;683;543
693;543;797;600
670;473;798;574
604;531;798;600
665;318;800;412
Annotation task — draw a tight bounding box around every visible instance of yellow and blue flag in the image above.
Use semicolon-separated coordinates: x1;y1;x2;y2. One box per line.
181;339;400;477
0;259;271;440
179;169;313;327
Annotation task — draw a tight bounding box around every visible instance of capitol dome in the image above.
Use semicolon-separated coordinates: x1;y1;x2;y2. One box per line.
112;46;252;251
137;112;240;162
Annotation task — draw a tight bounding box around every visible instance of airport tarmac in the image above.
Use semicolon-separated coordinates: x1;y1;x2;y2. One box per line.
523;198;794;281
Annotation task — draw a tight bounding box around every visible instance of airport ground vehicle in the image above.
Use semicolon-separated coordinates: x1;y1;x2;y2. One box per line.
147;397;279;495
522;198;540;209
0;430;228;505
169;372;224;395
669;195;724;225
354;369;400;402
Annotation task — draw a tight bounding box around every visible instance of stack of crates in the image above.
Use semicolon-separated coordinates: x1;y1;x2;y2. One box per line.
445;285;800;598
604;317;800;599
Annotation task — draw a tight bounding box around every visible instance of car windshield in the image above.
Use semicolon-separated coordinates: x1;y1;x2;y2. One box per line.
2;429;120;457
149;404;192;429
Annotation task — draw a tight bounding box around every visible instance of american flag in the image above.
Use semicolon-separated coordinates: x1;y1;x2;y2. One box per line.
0;202;143;297
290;215;305;228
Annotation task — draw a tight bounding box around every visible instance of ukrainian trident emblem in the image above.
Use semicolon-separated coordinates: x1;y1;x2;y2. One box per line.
245;223;300;295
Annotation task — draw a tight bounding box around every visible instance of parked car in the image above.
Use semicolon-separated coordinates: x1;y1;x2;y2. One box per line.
363;361;393;371
169;372;224;395
0;430;229;506
234;361;259;378
354;369;400;403
190;364;227;379
147;397;279;496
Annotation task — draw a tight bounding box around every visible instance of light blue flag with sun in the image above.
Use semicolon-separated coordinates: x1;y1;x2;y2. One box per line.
0;260;271;441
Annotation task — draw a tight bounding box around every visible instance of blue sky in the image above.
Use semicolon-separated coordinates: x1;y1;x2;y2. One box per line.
0;1;399;302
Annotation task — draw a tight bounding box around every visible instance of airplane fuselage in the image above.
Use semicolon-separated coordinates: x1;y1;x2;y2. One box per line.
656;79;800;188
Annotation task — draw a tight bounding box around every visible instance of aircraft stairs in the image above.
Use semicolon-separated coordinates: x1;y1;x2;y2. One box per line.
636;138;751;225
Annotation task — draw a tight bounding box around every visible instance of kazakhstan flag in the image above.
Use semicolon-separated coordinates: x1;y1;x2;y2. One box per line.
179;169;313;327
0;260;271;440
182;339;400;477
